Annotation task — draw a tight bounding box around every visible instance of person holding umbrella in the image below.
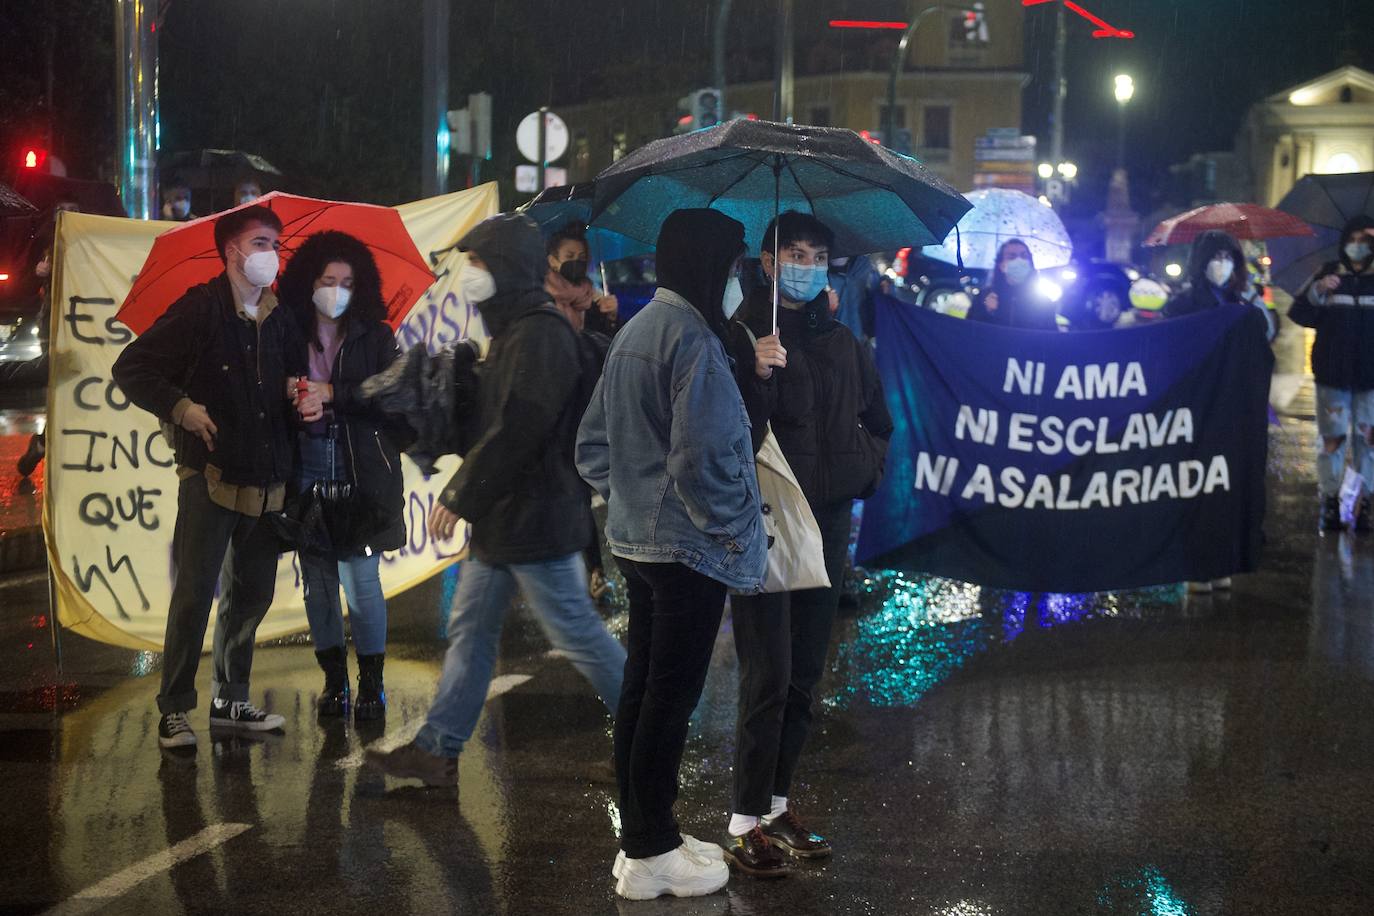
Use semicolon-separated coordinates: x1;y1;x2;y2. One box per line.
721;211;892;876
278;231;408;721
965;239;1059;331
1288;215;1374;533
1162;230;1255;320
545;221;620;336
577;208;767;900
112;205;304;748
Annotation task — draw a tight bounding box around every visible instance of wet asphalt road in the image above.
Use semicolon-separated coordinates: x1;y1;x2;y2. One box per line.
2;391;1373;916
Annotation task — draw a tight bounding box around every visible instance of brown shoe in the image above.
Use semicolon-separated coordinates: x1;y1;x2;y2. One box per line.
761;809;832;859
723;826;790;878
365;740;457;788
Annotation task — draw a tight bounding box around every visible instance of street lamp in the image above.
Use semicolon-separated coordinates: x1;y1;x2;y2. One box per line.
1057;161;1078;180
1037;162;1055;179
1113;74;1134;171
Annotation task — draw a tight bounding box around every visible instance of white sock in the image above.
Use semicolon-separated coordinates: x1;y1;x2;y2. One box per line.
728;813;760;837
763;796;788;822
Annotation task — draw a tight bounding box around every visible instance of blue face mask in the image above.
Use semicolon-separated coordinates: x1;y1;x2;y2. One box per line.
777;261;828;303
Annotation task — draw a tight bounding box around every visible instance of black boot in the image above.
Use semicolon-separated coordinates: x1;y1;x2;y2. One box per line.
314;646;350;717
1321;496;1345;532
355;653;386;721
16;432;44;478
1356;497;1373;534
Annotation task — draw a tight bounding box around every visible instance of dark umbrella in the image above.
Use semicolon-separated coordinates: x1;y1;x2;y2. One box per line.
517;183;653;262
160;148;284;210
1;181;37;217
9;173;126;217
1268;171;1374;294
588;119;970;328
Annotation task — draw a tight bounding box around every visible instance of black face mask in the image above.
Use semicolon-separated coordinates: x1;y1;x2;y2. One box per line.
558;259;588;283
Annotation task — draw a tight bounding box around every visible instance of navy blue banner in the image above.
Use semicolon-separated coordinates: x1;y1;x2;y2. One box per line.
857;298;1273;592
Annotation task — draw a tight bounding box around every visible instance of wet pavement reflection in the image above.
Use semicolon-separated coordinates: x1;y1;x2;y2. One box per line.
2;403;1373;914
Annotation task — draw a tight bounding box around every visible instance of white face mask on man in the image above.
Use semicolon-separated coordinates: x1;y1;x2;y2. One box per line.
459;261;497;304
236;247;280;288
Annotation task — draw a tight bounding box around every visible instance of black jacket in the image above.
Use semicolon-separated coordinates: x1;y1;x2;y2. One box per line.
305;318;409;552
439;214;593;564
112;273;301;487
727;286;893;509
966;281;1059;331
1288;216;1374;391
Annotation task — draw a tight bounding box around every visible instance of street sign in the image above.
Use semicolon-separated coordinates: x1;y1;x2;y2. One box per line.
516;110;569;164
515;165;567;193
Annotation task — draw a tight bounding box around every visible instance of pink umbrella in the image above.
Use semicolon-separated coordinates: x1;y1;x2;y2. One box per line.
1143;202;1314;247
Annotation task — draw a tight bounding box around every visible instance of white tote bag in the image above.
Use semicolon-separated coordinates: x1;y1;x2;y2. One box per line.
754;426;831;593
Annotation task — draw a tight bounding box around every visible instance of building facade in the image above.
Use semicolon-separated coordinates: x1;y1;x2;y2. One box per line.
554;1;1026;195
1237;66;1374;207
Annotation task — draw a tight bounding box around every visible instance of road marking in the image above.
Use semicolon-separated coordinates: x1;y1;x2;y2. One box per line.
41;823;252;916
336;673;532;770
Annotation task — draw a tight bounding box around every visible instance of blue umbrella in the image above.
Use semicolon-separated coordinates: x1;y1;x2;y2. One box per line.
516;183;654;263
588;119;969;330
1268;171;1374;294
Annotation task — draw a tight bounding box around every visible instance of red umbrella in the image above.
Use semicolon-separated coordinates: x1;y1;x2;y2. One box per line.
1143;202;1315;247
117;191;434;334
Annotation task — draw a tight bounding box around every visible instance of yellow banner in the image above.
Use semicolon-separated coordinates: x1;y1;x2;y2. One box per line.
44;184;500;650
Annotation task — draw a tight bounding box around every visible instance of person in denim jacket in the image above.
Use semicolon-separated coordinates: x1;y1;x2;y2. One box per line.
577;208;766;900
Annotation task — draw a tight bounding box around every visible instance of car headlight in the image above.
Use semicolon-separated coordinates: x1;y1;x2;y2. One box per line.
1036;277;1063;302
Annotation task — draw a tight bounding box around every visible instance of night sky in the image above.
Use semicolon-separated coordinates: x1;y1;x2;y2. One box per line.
2;0;1372;209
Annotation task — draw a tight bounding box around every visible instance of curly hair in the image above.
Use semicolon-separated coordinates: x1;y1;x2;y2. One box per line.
278;230;387;351
547;220;588;257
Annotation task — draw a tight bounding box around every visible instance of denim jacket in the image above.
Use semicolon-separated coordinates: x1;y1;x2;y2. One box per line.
576;288;766;592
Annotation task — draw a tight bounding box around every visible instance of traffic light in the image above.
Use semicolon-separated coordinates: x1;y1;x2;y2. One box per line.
675;89;721;134
21;147;47;170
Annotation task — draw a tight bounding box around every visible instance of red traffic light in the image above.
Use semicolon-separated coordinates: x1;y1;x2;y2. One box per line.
22;147;48;170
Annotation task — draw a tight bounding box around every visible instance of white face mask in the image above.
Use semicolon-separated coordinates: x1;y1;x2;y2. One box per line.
237;247;279;288
1206;256;1235;287
313;285;351;319
1003;257;1032;284
459;262;497;304
1345;240;1372;264
722;276;744;319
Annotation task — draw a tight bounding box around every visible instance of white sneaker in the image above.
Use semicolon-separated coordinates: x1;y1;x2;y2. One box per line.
613;835;723;879
209;700;285;731
614;844;729;900
1212;577;1233;590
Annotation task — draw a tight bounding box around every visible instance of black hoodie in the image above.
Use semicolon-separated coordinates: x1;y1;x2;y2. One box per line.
654;208;746;343
1289;215;1374;391
438;213;592;564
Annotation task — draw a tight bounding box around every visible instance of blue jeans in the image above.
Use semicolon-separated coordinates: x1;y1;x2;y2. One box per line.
1316;385;1374;498
415;552;626;757
297;434;388;655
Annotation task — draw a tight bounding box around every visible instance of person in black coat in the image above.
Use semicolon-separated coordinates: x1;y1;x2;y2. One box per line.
280;230;408;721
722;211;893;873
1162;229;1253;318
1289;214;1374;532
965;238;1059;331
366;213;625;788
112;205;301;747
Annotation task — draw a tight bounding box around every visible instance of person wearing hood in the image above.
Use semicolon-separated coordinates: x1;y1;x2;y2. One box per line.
965;238;1059;331
366;213;626;787
1162;230;1254;319
545;221;620;336
721;211;892;877
577;208;767;900
278;230;409;722
1289;215;1374;532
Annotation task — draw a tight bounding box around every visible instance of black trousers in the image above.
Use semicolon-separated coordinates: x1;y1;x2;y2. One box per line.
730;500;853;815
614;558;728;858
157;473;280;714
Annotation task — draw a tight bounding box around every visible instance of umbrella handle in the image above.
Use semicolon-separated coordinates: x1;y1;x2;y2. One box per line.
772;156;781;335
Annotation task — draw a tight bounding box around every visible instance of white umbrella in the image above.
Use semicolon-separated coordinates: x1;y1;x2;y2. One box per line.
923;188;1073;270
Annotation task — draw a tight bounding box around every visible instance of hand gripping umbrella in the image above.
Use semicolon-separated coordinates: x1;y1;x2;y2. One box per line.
1268;171;1374;294
117;191;435;335
1143;202;1314;247
588;119;970;331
